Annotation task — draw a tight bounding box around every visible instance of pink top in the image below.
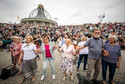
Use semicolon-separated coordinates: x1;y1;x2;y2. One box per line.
36;46;39;49
10;42;15;53
60;44;76;59
13;43;22;62
45;45;52;58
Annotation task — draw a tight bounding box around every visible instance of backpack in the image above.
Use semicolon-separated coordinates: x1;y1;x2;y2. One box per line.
9;67;19;77
0;65;19;80
0;68;10;80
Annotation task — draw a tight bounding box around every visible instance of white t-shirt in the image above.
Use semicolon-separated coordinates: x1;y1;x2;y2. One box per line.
58;40;62;47
21;43;37;60
73;40;77;45
78;41;88;54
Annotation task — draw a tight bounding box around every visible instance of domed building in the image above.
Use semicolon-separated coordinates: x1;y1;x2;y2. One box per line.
21;4;56;26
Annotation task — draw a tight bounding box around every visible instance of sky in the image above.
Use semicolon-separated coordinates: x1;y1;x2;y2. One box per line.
0;0;125;25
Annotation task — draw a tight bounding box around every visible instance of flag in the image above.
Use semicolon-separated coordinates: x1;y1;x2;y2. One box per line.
17;15;19;21
103;14;105;18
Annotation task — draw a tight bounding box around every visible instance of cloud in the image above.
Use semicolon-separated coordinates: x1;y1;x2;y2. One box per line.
104;0;125;9
72;11;83;17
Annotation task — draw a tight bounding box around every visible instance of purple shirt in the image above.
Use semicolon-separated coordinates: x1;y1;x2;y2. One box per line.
102;43;121;63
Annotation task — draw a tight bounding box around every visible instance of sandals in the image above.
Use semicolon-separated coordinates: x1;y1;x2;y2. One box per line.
102;80;107;84
17;71;22;76
109;81;115;84
62;76;73;81
19;77;25;84
62;77;66;81
70;76;73;80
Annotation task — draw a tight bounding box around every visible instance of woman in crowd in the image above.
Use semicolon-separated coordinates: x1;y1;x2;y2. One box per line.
18;35;38;84
13;36;22;76
77;36;88;71
102;35;122;84
39;35;57;80
10;36;17;69
56;39;76;81
57;37;62;48
72;38;77;50
0;38;3;51
34;41;40;60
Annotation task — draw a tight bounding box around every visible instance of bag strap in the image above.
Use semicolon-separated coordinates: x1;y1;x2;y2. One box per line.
6;65;13;69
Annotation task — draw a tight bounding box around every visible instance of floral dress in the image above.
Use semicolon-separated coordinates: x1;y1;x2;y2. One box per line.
60;44;76;73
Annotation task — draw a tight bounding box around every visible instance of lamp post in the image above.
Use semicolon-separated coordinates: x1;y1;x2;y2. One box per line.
98;13;105;23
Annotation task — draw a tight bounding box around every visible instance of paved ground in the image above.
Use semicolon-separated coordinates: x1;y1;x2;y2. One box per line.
0;49;125;84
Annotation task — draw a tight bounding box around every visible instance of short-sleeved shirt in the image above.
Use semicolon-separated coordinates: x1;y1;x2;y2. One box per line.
78;41;88;54
21;43;37;60
84;37;103;60
102;43;121;63
60;44;76;59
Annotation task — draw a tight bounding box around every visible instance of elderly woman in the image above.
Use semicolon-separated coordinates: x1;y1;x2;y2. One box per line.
56;39;76;81
13;36;22;76
18;35;37;84
102;35;122;84
39;35;57;80
77;36;88;71
10;36;17;69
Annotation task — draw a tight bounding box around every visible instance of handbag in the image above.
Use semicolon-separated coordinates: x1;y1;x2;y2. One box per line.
9;67;19;77
0;65;12;80
0;65;19;80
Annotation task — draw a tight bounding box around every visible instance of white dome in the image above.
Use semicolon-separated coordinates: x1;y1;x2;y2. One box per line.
29;4;51;20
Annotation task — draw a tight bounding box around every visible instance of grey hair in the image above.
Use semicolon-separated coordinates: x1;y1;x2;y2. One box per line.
81;36;87;41
108;34;117;41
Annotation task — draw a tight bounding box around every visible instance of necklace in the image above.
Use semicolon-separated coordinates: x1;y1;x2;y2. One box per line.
24;43;32;48
109;44;115;48
111;46;114;48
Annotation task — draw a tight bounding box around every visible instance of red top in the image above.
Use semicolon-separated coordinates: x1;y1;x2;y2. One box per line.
45;45;52;58
36;46;39;49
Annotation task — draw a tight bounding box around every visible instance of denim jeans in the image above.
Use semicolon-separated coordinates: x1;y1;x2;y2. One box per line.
43;57;55;75
77;54;88;69
102;60;116;81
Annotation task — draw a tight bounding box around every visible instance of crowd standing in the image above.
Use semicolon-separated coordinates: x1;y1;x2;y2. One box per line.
0;22;124;84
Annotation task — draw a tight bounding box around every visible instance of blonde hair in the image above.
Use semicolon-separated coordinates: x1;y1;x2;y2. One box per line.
65;39;72;45
25;35;33;42
81;36;87;41
12;36;17;39
16;36;22;42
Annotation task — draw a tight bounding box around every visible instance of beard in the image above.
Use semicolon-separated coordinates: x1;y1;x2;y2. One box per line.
94;35;100;39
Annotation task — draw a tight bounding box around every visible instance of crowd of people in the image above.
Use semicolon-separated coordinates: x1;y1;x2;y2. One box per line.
0;22;125;84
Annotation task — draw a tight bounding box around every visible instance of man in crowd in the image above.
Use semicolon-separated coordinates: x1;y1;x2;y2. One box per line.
77;28;109;83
